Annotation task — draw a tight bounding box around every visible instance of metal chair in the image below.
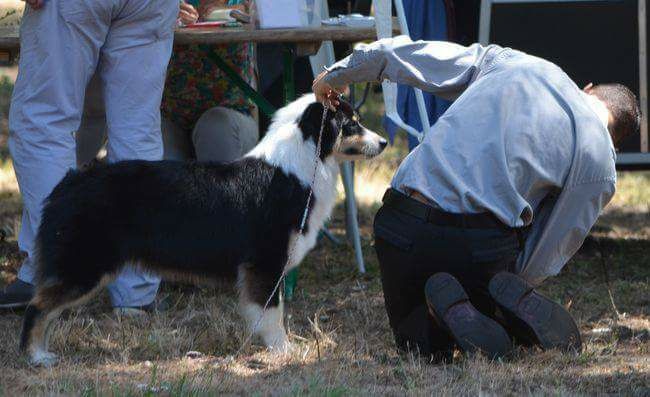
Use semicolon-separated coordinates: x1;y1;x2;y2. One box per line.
309;0;367;273
374;0;431;144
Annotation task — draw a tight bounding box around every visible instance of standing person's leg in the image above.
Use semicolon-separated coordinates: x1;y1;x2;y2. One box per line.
1;1;111;308
192;107;259;162
162;118;194;161
99;0;179;310
76;73;108;168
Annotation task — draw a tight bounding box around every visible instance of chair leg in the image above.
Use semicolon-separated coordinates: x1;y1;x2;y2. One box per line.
341;161;365;273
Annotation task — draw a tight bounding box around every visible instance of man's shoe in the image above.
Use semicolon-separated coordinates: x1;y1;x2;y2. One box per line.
425;273;512;360
488;271;582;352
0;279;34;309
113;307;149;318
113;295;171;317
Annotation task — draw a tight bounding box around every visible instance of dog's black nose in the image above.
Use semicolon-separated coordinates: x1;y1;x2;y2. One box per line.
379;138;388;150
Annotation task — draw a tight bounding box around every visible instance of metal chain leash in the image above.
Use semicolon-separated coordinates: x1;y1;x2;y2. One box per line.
233;102;329;356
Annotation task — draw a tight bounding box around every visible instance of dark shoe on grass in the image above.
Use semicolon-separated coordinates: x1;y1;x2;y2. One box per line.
113;293;172;317
488;271;582;353
0;279;34;309
425;273;512;360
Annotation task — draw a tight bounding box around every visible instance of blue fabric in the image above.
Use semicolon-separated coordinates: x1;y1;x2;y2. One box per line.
384;0;451;150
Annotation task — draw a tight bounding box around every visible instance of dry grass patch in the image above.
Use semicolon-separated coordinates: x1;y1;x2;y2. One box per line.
0;205;648;395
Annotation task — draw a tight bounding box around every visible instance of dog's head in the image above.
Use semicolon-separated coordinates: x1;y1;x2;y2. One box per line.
298;98;387;162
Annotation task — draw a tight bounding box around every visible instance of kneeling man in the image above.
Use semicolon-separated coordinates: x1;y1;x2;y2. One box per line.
313;37;639;359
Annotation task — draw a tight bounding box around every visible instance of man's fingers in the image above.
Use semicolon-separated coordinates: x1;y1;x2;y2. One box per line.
314;70;328;84
180;10;197;17
179;2;199;23
179;3;194;11
179;3;199;25
313;70;345;110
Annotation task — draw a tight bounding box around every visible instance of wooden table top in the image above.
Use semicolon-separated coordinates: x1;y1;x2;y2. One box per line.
0;22;399;50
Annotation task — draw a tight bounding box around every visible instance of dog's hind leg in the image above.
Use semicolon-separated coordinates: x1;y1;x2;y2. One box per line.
20;276;109;367
237;264;290;352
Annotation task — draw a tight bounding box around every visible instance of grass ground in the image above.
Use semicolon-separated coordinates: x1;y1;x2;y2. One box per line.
0;74;648;395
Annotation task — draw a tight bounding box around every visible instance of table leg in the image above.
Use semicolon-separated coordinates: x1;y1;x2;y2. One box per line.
282;45;299;301
341;161;365;273
282;46;296;104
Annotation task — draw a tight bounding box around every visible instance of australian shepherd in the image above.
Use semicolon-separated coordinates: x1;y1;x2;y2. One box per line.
20;95;387;366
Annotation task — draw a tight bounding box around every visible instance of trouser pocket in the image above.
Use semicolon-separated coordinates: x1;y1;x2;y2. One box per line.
374;223;412;252
58;0;101;25
373;205;418;252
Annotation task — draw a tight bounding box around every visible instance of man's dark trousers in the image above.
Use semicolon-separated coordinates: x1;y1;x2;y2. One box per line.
373;189;525;357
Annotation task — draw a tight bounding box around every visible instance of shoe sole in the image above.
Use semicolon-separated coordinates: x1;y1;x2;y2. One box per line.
488;272;582;352
425;273;512;360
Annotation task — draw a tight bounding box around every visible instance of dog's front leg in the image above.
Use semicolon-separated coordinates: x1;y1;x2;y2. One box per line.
237;265;291;352
241;300;290;351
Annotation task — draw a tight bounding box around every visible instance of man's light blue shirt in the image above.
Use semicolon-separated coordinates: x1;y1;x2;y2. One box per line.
325;36;616;284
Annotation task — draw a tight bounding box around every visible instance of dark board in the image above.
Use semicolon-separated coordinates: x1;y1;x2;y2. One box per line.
489;0;641;152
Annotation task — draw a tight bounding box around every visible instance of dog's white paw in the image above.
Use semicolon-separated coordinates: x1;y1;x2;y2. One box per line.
267;338;294;354
30;350;59;367
265;330;296;354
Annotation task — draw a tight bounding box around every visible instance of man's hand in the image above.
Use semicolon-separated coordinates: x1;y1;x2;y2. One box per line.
22;0;44;10
179;2;199;25
312;70;345;109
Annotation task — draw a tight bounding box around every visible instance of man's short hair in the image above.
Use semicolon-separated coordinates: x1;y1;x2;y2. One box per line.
589;83;641;142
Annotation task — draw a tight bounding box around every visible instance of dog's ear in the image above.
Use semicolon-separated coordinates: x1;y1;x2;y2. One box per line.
333;98;354;128
298;102;326;139
298;101;339;160
337;98;354;117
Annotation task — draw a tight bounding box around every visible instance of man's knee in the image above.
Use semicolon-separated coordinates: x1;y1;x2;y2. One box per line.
192;107;258;162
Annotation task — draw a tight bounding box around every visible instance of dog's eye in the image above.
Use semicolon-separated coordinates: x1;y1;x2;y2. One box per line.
352;114;359;122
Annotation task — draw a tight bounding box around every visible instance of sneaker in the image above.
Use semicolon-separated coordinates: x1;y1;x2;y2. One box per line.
425;273;512;360
113;307;149;318
488;271;582;352
113;295;171;318
0;279;34;309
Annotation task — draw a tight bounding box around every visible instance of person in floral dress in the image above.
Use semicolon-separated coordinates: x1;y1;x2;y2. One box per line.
161;0;259;162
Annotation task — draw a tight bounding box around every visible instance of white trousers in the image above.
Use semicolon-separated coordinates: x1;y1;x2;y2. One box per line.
9;0;179;307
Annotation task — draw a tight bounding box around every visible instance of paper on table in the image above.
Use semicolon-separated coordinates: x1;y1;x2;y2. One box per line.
257;0;303;29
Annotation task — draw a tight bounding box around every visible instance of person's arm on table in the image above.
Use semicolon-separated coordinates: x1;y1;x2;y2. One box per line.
179;2;200;25
518;180;615;285
313;35;498;103
198;0;248;20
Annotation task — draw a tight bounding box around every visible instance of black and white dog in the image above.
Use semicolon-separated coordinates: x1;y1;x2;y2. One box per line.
20;94;387;366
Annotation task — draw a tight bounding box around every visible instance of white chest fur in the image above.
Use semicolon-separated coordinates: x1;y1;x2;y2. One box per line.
246;102;340;272
285;158;339;270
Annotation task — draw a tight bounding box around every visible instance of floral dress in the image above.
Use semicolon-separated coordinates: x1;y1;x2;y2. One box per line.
161;0;256;133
